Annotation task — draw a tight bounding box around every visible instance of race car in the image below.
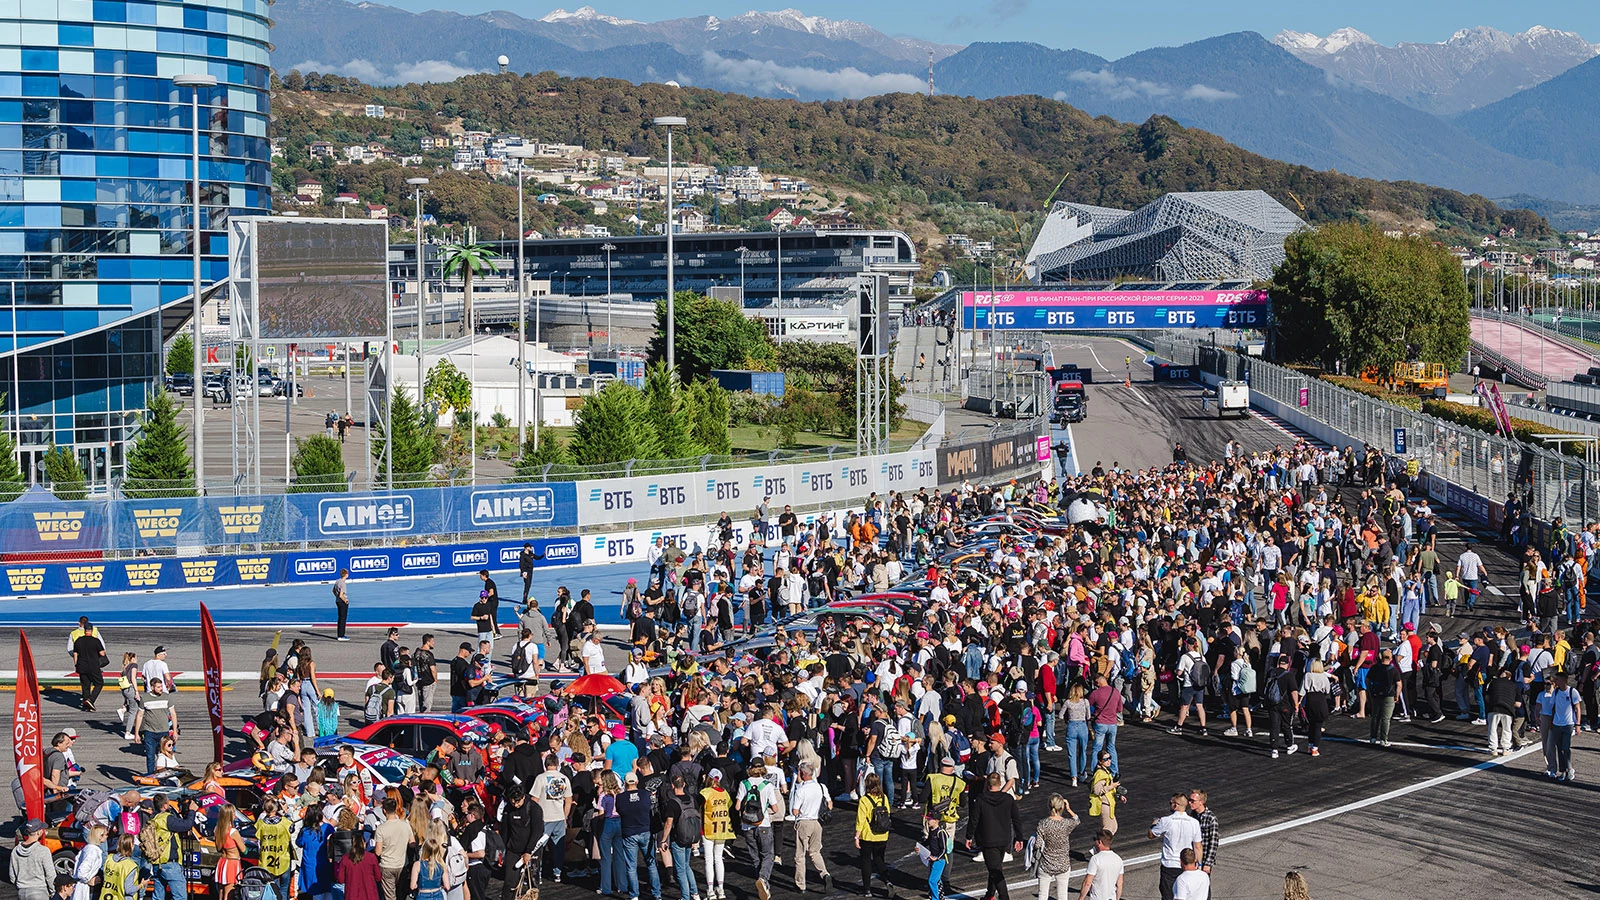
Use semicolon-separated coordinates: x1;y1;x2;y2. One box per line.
334;714;497;758
223;741;425;796
462;699;547;739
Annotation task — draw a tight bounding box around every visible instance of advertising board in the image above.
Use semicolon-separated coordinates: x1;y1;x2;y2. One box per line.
961;289;1269;330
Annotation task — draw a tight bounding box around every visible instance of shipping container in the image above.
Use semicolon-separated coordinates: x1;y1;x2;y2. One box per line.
712;369;786;398
588;357;645;387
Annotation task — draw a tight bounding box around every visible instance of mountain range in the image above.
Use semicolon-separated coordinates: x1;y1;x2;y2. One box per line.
269;2;1600;207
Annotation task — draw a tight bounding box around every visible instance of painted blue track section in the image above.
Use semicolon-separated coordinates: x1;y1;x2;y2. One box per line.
0;558;652;628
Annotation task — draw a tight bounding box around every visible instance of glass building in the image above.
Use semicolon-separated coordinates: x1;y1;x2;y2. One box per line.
0;0;272;488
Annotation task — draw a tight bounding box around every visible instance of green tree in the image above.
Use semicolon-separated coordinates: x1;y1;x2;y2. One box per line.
423;359;474;418
643;363;702;459
167;333;194;375
648;291;774;382
43;445;87;500
513;433;572;478
687;379;732;456
438;241;498;337
777;340;855;392
372;388;439;486
569;381;661;465
289;434;347;493
123;388;195;498
0;396;22;501
1270;224;1472;373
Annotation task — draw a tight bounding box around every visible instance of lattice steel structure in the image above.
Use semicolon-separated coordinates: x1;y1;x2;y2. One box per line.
1029;191;1307;283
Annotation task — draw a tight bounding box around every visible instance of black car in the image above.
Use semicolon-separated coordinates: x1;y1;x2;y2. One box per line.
165;372;195;396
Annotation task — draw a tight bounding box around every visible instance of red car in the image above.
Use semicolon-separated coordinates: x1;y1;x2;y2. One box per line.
463;700;547;739
337;714;496;759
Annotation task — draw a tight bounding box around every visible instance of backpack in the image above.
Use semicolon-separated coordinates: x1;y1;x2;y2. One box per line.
878;721;904;759
1264;670;1285;707
674;799;704;845
627;598;644;620
1186;654;1209;690
739;780;767;825
1235;664;1257;695
511;642;532;677
72;788;117;828
363;685;386;723
681;591;700;619
1120;648;1139;683
948;728;972;764
480;825;506;868
1021;706;1036;730
867;795;890;836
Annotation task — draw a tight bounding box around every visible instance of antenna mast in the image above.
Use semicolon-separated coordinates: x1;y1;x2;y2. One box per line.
928;50;935;97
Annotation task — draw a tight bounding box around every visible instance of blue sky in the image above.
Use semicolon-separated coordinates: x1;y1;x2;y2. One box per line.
382;0;1600;58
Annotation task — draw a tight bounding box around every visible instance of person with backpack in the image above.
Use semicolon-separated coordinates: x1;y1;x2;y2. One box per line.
1169;639;1209;737
699;769;735;900
662;775;704;900
865;704;902;808
143;793;202;900
363;667;396;725
1264;653;1300;759
1224;644;1257;738
921;755;964;882
854;773;895;899
735;762;781;900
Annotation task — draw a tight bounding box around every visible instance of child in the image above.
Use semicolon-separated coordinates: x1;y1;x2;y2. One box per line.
922;834;947;900
98;836;140;900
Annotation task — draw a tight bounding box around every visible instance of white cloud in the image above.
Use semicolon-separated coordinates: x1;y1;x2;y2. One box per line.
1066;68;1172;101
699;51;924;99
290;58;482;85
1183;83;1239;101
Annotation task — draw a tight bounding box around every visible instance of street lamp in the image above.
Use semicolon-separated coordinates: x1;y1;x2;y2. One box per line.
601;242;617;351
737;244;748;300
652;115;686;369
507;147;537;450
407;177;429;396
173;72;216;496
335;195;356;218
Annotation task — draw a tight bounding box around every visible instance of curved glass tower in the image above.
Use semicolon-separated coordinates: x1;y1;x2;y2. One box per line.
0;0;272;488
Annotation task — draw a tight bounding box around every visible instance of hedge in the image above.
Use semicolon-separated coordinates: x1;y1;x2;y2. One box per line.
1320;375;1424;410
1420;399;1586;458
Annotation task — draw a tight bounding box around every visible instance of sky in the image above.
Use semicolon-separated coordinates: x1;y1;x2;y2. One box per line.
374;0;1600;58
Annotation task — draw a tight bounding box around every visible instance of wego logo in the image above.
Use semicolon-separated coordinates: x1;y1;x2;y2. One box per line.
6;567;45;592
125;563;162;587
181;560;218;585
65;565;104;590
218;505;265;536
237;557;272;581
132;508;183;538
33;511;85;542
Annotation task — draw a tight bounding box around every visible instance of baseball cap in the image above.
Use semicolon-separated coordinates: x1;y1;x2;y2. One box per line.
61;727;79;739
1402;622;1416;632
628;578;636;584
323;688;336;698
708;768;724;781
942;714;956;725
153;645;166;654
19;818;45;836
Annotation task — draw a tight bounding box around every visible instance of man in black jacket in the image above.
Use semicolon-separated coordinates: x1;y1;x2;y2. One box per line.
963;773;1025;900
498;785;544;900
499;735;542;794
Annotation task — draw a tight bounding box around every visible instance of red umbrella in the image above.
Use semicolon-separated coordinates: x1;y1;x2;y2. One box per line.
567;673;626;697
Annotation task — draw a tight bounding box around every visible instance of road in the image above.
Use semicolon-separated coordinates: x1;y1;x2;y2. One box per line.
5;337;1593;899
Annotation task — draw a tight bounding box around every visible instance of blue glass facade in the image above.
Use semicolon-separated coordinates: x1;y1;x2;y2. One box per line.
1;0;271;483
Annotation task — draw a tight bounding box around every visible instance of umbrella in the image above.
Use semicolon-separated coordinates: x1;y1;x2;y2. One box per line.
567;673;626;697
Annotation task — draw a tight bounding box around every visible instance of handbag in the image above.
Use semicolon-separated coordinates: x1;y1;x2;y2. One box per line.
515;870;539;900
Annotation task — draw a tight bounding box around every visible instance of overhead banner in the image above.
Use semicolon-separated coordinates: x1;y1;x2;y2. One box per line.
937;432;1049;484
962;289;1269;330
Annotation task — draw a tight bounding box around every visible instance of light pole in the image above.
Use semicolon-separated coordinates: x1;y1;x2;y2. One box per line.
776;229;784;343
173;73;216;495
508;147;536;450
335;195;356;218
601;242;616;351
652;115;686;369
737;244;748;300
407;177;429;397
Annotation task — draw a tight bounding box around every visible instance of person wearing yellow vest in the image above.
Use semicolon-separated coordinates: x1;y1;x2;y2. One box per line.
97;836;139;900
699;769;735;900
255;798;295;900
141;793;202;900
921;758;966;854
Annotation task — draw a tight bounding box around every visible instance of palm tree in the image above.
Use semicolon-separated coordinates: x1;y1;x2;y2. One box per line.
438;241;498;338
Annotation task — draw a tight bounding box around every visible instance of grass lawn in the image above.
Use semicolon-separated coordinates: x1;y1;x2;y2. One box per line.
728;420;929;453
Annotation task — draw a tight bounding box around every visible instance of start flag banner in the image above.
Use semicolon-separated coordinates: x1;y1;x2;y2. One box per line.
12;632;44;821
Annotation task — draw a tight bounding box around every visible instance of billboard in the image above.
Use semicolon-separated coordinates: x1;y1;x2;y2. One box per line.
254;219;390;341
962;289;1269;330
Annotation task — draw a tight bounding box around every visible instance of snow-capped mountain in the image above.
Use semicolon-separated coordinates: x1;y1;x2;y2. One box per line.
538;6;642;26
1273;25;1597;115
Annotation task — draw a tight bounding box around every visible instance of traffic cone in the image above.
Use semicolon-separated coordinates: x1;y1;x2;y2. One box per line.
1124;374;1131;388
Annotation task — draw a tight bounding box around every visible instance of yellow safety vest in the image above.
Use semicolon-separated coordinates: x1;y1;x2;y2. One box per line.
147;813;176;865
256;816;294;876
924;773;964;824
99;856;139;900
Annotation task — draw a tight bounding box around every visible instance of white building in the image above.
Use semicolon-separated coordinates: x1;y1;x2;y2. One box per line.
389;334;579;429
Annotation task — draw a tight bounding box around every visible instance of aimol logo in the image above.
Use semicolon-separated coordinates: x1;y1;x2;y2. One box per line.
132;508;182;538
218;504;265;536
237;557;272;582
125;563;162;587
6;567;45;592
471;488;555;526
452;549;489;567
294;558;337;577
33;511;85;542
349;555;389;573
65;565;104;590
181;560;218;585
318;497;414;535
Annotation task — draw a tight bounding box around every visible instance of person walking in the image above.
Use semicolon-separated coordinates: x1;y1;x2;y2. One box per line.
1087;751;1120;836
1367;649;1401;747
854;773;894;899
618;771;661;900
964;772;1024;900
116;651;141;741
1061;684;1092;787
1087;673;1122;777
1149;794;1202;900
700;769;735;900
1299;660;1333;757
333;568;351;641
1264;653;1299;760
661;776;703;900
1033;795;1079;900
1186;790;1218;881
70;621;108;712
789;762;833;893
372;796;413;900
1544;670;1583;780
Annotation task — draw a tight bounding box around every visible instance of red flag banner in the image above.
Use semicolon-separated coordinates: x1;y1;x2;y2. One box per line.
200;603;225;763
13;632;44;821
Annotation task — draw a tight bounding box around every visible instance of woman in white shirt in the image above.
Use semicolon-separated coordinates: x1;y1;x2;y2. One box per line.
1299;659;1335;758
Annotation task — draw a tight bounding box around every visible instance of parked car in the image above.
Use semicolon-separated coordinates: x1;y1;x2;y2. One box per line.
333;714;496;758
165;372;195;396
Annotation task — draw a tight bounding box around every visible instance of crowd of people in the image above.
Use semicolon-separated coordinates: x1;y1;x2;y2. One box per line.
17;435;1599;900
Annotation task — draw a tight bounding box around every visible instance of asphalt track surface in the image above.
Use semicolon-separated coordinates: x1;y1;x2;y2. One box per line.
6;334;1596;899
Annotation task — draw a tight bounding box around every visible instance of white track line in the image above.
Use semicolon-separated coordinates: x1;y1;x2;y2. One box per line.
945;745;1538;897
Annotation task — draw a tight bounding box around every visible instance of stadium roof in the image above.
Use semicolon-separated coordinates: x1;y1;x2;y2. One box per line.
1028;190;1308;283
